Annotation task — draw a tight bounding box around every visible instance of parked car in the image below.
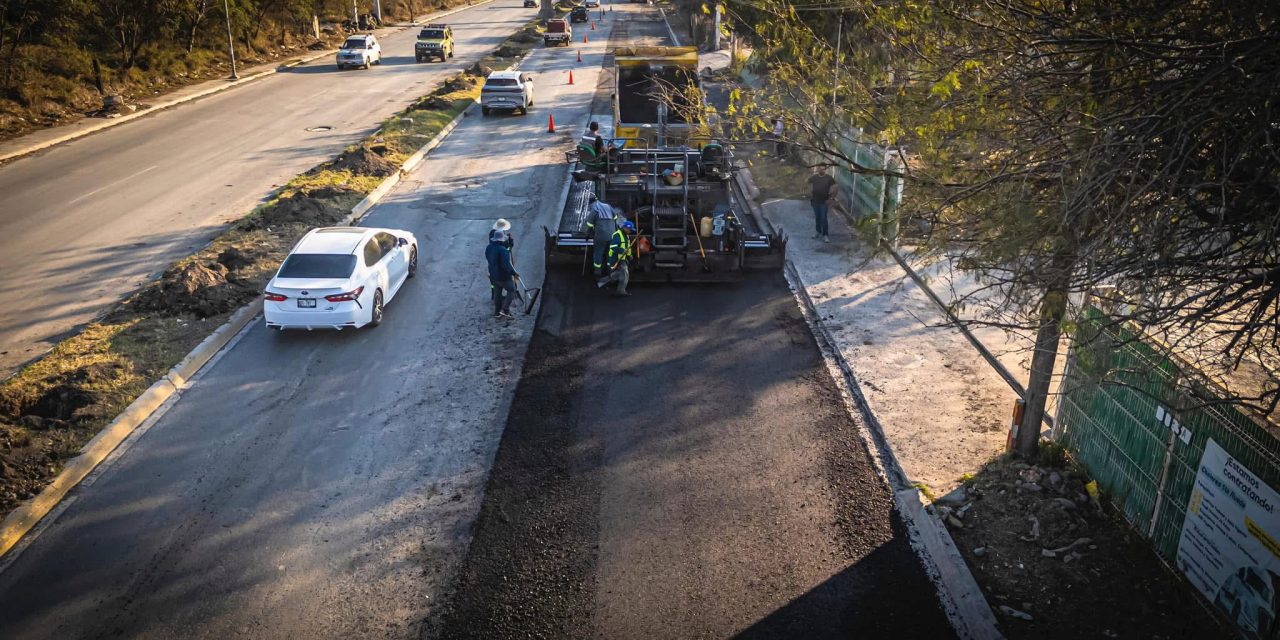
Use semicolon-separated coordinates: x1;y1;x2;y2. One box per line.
263;227;417;330
544;18;571;46
585;0;599;7
480;71;535;116
570;6;589;23
415;24;454;62
523;0;536;6
336;34;381;69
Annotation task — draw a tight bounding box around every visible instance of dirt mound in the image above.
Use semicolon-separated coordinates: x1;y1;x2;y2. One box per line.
257;191;351;229
307;40;327;50
464;62;492;77
1;361;126;424
330;144;397;177
417;95;451;110
494;45;521;59
441;73;472;93
217;247;254;271
135;260;254;318
511;29;540;45
947;454;1226;637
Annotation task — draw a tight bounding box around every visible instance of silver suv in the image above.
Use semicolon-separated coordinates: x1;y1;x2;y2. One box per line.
480;71;535;116
337;35;382;70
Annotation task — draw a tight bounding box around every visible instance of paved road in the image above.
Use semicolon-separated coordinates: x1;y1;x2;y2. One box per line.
0;9;620;638
440;272;958;639
0;1;534;375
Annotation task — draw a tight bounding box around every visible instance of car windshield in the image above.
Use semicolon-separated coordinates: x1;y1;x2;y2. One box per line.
419;29;445;39
278;254;356;279
342;38;366;49
485;78;518;87
572;7;586;12
547;21;567;31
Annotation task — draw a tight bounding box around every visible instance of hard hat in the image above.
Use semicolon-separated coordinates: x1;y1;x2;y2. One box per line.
621;220;636;231
493;218;511;232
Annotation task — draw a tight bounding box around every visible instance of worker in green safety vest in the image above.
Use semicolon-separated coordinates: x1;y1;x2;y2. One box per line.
596;220;633;296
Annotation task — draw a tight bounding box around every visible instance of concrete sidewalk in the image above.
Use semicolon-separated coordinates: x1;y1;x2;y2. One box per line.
764;199;1021;496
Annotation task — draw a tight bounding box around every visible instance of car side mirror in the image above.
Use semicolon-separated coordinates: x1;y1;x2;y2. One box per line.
397;237;409;246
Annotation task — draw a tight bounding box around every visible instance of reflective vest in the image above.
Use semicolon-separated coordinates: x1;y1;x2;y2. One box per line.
607;228;630;269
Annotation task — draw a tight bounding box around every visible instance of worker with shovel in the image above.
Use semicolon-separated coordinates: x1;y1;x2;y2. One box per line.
486;223;520;319
597;219;634;296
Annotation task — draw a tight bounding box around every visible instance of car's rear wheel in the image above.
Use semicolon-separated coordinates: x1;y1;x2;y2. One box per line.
407;246;418;278
369;289;384;327
482;106;490;116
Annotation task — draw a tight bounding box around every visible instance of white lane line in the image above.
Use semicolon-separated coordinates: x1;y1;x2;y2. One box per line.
66;165;159;206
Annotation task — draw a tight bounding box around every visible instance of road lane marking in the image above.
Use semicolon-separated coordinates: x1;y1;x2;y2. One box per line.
66;165;159;206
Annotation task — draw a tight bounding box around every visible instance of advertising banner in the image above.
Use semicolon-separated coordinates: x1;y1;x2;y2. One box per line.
1177;438;1280;639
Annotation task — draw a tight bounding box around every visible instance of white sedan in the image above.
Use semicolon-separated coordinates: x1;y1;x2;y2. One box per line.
263;227;417;330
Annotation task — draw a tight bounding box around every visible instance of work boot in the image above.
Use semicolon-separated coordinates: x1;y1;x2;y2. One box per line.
596;277;608;288
823;235;830;243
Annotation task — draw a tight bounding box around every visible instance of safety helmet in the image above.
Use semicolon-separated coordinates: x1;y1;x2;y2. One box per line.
492;218;511;232
621;220;636;232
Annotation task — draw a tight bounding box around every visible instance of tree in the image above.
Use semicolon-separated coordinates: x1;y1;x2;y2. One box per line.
703;0;1279;455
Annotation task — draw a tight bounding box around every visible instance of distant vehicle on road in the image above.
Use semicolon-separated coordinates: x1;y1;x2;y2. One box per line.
337;35;382;69
263;227;417;330
585;0;599;7
481;71;536;115
544;19;572;46
415;24;454;62
523;0;537;6
570;6;590;23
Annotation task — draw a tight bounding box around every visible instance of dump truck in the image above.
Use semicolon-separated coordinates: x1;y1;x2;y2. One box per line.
546;143;786;281
612;46;702;148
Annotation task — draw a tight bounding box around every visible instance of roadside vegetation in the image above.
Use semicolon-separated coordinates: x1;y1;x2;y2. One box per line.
0;0;470;141
0;24;545;515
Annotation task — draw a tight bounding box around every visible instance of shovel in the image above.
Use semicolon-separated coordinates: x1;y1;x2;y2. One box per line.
515;276;541;315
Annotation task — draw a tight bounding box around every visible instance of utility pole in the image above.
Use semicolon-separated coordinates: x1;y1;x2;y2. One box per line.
352;0;359;29
222;0;238;80
373;0;382;24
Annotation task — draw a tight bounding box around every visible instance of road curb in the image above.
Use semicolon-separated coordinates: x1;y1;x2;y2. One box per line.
0;97;475;563
0;0;496;165
782;260;1003;640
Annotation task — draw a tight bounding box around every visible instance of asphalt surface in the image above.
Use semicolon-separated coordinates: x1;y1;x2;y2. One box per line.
0;1;535;375
440;272;958;639
0;7;621;638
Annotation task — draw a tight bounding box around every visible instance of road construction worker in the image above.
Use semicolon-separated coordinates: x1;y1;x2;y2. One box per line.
597;219;634;296
584;193;619;275
490;218;514;249
486;226;519;319
581;121;605;157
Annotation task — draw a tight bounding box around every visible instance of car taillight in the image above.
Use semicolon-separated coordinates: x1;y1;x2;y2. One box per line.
325;286;364;303
264;291;287;302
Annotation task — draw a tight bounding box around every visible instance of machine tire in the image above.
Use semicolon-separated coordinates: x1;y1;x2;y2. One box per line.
407;246;418;278
482;106;490;116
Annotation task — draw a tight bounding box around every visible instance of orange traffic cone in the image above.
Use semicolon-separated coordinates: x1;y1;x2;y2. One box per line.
591;20;596;30
583;33;588;44
577;49;583;63
568;70;574;85
548;113;556;133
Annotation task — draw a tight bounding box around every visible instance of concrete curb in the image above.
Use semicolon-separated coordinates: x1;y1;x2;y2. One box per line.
0;97;476;563
0;0;496;165
783;260;1003;640
0;300;261;559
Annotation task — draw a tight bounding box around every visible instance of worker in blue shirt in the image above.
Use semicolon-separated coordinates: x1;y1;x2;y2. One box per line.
486;227;519;318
